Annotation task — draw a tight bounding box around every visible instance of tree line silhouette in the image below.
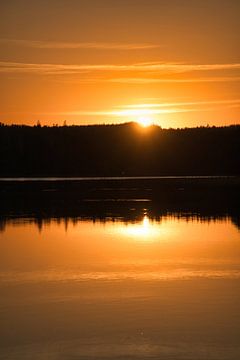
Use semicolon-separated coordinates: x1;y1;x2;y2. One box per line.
0;122;239;176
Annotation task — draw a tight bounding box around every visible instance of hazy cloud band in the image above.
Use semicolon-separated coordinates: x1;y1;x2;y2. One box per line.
1;61;240;75
0;39;160;50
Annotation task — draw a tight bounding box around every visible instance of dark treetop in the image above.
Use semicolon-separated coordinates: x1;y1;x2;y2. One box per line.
0;122;239;177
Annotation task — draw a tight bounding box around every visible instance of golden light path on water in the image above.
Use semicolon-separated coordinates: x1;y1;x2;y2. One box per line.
1;214;240;283
117;215;172;241
1;214;240;360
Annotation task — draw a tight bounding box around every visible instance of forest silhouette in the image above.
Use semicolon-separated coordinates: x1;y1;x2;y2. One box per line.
0;122;239;177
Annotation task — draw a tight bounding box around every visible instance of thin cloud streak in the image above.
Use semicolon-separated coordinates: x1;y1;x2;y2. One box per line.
109;77;240;84
50;101;240;117
1;101;239;118
52;76;240;85
0;39;160;50
1;61;240;75
121;99;240;109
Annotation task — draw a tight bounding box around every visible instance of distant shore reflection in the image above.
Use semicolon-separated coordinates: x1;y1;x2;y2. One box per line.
0;213;240;283
0;212;239;234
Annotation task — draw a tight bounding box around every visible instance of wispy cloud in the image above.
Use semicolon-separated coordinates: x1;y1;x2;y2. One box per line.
47;99;240;117
2;99;239;118
1;61;240;75
108;76;240;84
51;76;240;85
0;39;160;50
120;99;240;109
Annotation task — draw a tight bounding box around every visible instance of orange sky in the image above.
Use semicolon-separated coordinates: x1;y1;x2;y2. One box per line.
0;0;240;128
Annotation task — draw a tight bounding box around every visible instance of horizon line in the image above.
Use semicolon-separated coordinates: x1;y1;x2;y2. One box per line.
1;121;239;130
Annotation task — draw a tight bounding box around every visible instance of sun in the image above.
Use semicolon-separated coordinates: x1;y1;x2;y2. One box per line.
137;116;153;127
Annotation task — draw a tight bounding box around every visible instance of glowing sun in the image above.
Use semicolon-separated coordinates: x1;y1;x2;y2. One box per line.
137;117;153;127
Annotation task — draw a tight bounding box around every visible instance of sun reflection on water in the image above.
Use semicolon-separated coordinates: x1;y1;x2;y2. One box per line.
118;215;167;241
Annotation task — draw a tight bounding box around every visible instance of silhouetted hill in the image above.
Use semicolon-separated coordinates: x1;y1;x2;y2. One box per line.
0;122;239;176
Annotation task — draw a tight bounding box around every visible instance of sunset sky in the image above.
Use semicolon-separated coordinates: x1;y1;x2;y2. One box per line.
0;0;240;128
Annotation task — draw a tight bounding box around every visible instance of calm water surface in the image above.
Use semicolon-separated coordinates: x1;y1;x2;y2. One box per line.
0;212;240;360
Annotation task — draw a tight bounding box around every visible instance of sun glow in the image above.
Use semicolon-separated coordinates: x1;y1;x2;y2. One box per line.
137;116;153;127
119;216;160;241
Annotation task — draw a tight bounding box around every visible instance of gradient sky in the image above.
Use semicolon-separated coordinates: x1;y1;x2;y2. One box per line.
0;0;240;128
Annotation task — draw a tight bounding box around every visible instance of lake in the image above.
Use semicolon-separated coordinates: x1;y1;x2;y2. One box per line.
0;178;240;359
